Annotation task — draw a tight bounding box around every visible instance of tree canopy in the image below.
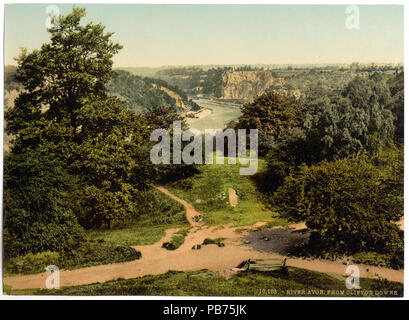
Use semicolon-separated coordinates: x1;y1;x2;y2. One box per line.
4;8;151;257
273;148;403;260
237;92;297;139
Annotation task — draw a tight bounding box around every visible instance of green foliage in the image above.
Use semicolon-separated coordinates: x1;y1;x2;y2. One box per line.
352;252;392;268
142;105;199;184
133;189;187;225
201;68;228;98
4;241;141;276
386;72;404;144
87;188;188;247
6;8;122;145
144;105;186;132
4;251;60;275
238;92;297;138
88;225;168;248
264;75;398;193
61;240;141;270
3;149;84;258
4;8;151;233
202;238;225;245
70;97;148;229
274;149;403;257
162;228;190;251
107;70;178;113
166;156;288;226
107;70;201;113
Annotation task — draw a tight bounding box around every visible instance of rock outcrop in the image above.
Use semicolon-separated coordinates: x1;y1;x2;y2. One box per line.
153;84;189;109
222;70;284;101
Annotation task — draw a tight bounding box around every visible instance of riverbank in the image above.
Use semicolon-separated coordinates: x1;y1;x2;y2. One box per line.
186;99;242;133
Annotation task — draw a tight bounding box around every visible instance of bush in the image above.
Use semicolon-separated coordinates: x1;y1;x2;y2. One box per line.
352;244;403;270
4;241;141;276
162;229;189;251
3;150;85;258
134;189;186;225
265;76;396;177
202;238;225;245
5;251;60;275
274;149;403;256
63;241;141;269
352;252;390;268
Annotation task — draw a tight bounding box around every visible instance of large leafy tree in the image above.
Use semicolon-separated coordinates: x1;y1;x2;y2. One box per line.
3;149;84;258
5;7;148;234
386;71;404;144
274;148;403;258
265;76;396;191
237;92;297;139
6;7;122;151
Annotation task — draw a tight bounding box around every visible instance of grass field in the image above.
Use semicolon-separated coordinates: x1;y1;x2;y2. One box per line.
4;188;188;276
166;156;289;227
6;267;402;297
88;188;189;246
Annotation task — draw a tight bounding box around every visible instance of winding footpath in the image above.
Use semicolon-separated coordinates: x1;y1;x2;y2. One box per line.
4;187;404;290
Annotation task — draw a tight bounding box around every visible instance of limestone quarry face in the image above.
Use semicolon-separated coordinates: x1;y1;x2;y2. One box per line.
222;70;284;101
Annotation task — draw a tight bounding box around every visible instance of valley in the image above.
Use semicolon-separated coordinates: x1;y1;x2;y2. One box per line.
186;99;242;132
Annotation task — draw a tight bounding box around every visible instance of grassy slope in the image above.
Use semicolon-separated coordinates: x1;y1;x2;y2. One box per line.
4;188;188;276
7;267;402;297
88;188;189;247
166;156;289;227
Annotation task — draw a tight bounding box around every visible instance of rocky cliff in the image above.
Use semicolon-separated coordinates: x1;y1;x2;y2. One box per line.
152;84;189;109
222;70;284;101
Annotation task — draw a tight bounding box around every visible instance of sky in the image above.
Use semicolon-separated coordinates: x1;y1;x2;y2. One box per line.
4;4;404;67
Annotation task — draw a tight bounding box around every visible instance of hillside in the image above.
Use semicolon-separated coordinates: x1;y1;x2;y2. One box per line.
107;70;199;114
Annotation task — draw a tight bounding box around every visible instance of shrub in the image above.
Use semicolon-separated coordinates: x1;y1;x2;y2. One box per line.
4;241;141;276
352;252;390;268
134;189;186;225
202;238;225;245
162;229;189;251
274;150;403;256
5;251;60;275
3;150;85;258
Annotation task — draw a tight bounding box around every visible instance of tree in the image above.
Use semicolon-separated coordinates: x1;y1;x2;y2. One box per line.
237;92;297;139
273;149;403;256
106;70;179;114
4;7;148;231
266;76;396;185
69;97;148;228
3;149;84;258
386;71;404;144
144;105;187;132
6;7;122;149
143;106;197;183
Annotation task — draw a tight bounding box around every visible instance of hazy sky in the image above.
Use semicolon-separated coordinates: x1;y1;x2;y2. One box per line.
4;4;404;67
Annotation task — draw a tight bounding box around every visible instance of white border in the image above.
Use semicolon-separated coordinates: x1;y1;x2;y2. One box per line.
0;0;407;301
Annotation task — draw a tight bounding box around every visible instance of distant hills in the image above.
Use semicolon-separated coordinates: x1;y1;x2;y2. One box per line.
4;66;200;116
108;70;200;114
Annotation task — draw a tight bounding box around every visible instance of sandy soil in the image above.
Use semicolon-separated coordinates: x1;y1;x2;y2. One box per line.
4;187;404;290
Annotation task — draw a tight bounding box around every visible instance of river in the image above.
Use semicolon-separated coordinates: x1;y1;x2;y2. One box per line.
186;99;242;133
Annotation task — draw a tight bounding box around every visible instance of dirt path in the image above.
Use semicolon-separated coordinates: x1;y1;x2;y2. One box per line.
155;186;203;227
4;187;404;290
